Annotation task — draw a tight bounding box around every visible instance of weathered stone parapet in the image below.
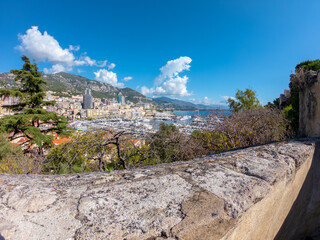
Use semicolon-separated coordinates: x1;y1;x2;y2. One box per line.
0;140;317;240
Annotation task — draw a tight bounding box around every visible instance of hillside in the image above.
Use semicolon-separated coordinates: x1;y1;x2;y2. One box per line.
154;97;229;110
152;97;198;110
0;72;223;110
0;72;153;104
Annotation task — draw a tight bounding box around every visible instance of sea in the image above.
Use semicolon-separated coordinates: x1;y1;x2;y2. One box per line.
150;109;230;130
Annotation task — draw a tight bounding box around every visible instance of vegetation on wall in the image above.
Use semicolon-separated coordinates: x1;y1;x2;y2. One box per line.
296;59;320;71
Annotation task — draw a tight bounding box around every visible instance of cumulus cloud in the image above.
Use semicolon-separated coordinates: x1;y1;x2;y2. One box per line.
123;76;132;81
74;56;107;67
141;56;192;96
155;56;192;85
17;26;109;72
17;26;75;65
69;45;80;51
108;63;116;70
43;64;72;74
94;69;124;88
188;96;232;106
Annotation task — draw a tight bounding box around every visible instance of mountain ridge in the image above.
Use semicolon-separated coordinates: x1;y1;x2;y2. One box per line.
154;97;228;110
0;72;226;110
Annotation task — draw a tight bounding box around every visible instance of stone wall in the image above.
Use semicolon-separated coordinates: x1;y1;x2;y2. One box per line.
0;140;318;240
297;70;320;137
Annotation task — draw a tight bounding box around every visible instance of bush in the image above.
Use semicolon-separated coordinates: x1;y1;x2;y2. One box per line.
43;131;152;174
148;123;207;163
0;135;34;174
43;132;113;174
197;108;291;153
296;60;320;71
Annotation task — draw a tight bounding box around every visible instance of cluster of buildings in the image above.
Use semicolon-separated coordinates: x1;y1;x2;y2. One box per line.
279;89;291;106
0;87;176;122
41;88;171;121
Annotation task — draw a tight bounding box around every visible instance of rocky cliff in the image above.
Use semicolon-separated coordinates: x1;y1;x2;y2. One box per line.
0;140;318;240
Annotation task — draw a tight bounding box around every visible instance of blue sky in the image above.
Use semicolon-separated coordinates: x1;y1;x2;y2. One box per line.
1;0;320;105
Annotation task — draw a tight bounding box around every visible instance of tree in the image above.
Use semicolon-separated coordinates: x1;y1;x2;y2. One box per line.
228;88;260;112
0;56;71;158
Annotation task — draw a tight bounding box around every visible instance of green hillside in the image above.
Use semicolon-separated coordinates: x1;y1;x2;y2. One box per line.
0;72;151;104
0;72;207;110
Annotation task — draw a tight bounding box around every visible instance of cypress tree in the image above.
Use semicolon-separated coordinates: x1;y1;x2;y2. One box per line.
0;56;72;155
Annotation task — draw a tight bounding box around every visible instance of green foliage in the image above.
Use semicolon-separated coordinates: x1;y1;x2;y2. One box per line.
0;56;72;155
0;134;19;159
43;132;110;174
264;98;280;109
296;60;320;71
123;145;157;167
43;110;291;174
195;109;290;154
228;88;260;112
193;130;231;153
0;134;34;174
286;81;299;133
148;123;180;163
43;131;156;174
148;122;205;164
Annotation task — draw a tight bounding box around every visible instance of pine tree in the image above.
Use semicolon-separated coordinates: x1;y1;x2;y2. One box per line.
0;56;72;155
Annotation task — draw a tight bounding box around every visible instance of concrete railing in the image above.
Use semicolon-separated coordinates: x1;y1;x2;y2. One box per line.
0;139;318;240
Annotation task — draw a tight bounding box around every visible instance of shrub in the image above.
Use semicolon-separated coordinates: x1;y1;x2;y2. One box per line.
198;108;291;153
296;60;320;71
0;135;34;174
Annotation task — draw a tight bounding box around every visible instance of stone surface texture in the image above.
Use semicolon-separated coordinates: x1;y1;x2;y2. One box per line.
0;140;317;240
296;69;320;137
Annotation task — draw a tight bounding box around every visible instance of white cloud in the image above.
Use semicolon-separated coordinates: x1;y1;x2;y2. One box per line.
108;63;116;70
69;45;80;51
98;60;108;67
123;76;132;81
141;56;192;96
43;64;72;74
17;26;110;72
222;96;235;101
188;96;232;106
17;26;75;65
189;97;213;105
155;56;192;85
74;56;107;67
94;69;124;88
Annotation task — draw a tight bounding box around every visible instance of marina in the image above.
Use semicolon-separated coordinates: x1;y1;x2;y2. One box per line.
70;110;227;135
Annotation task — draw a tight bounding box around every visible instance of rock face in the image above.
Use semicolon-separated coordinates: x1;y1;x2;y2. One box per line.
293;69;320;137
0;140;317;240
